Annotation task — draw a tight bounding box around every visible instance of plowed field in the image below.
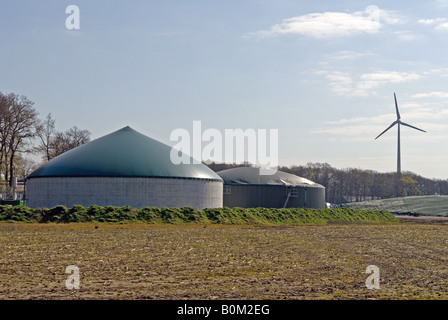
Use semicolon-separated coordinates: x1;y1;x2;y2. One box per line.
1;220;447;300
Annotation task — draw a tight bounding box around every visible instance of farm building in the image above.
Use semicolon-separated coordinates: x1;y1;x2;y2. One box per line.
217;167;325;209
26;126;223;209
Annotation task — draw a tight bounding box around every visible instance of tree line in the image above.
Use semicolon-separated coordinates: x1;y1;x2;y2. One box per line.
0;92;90;194
279;163;448;204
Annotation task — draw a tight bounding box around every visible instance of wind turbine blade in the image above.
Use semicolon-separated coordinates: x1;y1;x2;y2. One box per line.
394;92;401;120
400;121;427;133
375;121;398;140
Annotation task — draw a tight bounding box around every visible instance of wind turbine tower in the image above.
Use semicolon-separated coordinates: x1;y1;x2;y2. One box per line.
375;93;427;175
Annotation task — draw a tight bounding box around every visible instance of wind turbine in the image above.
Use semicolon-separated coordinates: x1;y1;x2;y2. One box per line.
375;93;426;175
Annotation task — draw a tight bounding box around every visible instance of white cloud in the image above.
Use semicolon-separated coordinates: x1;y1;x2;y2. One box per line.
378;9;407;25
311;123;383;137
417;18;446;25
247;8;405;39
417;17;448;31
400;102;429;110
411;92;448;99
435;22;448;31
258;12;380;38
422;68;448;75
324;50;375;61
312;112;438;140
394;31;421;41
360;71;420;84
324;71;421;97
326;114;398;125
325;72;354;96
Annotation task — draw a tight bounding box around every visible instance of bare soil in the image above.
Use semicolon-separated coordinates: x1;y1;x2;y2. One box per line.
1;221;448;300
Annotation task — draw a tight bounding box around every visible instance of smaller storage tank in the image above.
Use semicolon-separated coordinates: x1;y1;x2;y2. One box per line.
217;167;325;209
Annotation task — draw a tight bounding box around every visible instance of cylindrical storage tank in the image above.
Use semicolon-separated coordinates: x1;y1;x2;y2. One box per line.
217;167;325;209
26;126;223;210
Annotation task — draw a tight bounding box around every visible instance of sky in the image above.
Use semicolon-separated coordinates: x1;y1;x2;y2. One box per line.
1;0;448;179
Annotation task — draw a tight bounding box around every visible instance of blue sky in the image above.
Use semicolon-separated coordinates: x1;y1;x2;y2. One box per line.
2;0;448;178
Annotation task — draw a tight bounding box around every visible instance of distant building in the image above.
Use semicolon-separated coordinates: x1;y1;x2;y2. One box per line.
217;167;325;209
26;126;223;209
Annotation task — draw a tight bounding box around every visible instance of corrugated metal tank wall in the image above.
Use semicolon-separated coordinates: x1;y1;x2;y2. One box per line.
26;177;223;210
288;186;326;209
223;185;325;209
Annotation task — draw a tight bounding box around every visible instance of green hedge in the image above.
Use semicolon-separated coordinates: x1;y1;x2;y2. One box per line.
0;205;399;224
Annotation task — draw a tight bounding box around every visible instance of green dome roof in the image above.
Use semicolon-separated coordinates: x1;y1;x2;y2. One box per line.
28;126;222;181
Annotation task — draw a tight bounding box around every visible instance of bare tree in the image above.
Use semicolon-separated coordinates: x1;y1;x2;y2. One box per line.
34;114;91;160
35;113;56;161
50;126;91;158
0;92;38;186
66;126;91;147
0;93;13;179
17;156;38;177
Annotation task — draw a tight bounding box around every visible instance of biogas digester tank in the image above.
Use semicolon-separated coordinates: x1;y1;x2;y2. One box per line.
26;126;223;209
217;167;325;209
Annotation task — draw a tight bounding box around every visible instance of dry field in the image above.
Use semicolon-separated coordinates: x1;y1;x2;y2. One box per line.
1;219;448;300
